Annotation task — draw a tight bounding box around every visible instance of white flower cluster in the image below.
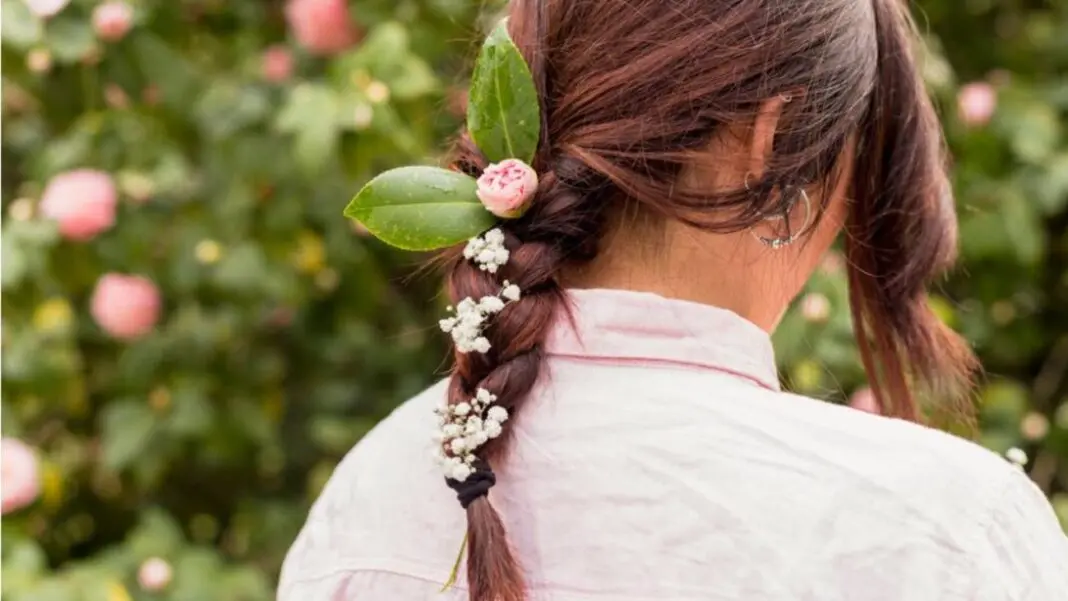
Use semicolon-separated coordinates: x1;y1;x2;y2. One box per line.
434;388;509;481
463;228;509;273
1005;447;1028;469
438;228;522;354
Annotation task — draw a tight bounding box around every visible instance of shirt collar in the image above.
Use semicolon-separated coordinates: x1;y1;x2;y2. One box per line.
545;288;781;392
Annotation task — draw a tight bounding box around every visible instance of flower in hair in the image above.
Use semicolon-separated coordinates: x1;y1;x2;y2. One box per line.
476;159;538;219
462;227;509;273
434;387;509;482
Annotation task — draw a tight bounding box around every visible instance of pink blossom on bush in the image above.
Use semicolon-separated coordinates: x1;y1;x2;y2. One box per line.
1;438;40;515
799;293;830;322
137;557;173;591
285;0;357;56
848;387;881;415
957;82;996;127
93;1;133;42
39;169;118;241
22;0;70;18
262;46;295;82
90;274;161;340
476;159;538;218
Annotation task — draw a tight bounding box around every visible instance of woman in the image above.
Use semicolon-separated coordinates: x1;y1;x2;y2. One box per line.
279;0;1068;599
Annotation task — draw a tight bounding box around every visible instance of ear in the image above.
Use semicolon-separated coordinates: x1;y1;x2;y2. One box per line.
748;95;788;179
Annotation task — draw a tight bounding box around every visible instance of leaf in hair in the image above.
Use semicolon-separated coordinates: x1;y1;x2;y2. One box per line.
344;166;495;251
467;19;541;164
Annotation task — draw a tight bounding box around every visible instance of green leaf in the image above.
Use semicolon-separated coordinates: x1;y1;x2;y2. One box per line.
45;17;95;63
1;0;42;50
466;19;540;163
275;83;341;175
343;166;494;251
100;401;157;471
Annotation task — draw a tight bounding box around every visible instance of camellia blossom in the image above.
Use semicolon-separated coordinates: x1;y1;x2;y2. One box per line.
285;0;357;56
957;82;996;127
800;293;831;322
476;159;538;219
39;169;118;241
137;557;173;591
22;0;70;18
1;438;40;515
90;274;161;340
93;1;133;42
262;46;294;83
848;387;880;415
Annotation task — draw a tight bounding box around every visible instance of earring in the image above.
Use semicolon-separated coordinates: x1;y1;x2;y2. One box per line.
750;186;812;250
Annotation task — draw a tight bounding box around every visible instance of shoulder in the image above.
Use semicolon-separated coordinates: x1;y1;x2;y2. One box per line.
763;387;1040;535
280;380;463;588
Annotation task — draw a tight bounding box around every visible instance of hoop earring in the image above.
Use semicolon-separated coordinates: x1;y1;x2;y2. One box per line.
750;187;812;250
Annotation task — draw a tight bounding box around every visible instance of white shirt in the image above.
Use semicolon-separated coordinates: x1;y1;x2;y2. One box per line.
280;289;1068;600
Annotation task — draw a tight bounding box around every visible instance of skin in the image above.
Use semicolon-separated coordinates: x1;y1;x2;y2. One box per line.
566;97;853;333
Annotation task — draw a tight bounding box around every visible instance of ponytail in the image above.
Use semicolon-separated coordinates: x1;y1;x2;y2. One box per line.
846;0;978;420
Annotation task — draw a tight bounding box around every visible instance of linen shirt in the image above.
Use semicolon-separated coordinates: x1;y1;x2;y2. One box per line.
279;288;1068;601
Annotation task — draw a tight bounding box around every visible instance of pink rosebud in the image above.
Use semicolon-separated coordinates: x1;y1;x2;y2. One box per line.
957;82;996;127
799;293;830;323
90;274;161;340
285;0;357;56
261;46;294;83
92;1;133;42
1;438;41;515
104;83;129;109
476;159;538;219
848;387;881;415
137;557;173;591
22;0;70;18
39;169;118;241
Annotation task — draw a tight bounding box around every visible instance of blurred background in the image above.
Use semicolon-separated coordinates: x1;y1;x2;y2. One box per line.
1;0;1066;599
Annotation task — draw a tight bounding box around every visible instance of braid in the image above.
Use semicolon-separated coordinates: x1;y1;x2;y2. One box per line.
444;133;610;600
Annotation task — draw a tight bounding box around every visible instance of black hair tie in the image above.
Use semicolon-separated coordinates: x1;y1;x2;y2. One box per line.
445;459;496;509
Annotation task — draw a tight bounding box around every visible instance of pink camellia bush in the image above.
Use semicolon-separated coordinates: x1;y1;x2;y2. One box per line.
90;274;161;340
262;46;295;83
476;159;538;219
285;0;357;56
92;1;133;42
848;387;881;415
1;438;41;515
137;557;173;591
22;0;69;18
39;169;118;241
957;82;996;127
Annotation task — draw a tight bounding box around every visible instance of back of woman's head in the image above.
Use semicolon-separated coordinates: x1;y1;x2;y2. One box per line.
444;1;977;599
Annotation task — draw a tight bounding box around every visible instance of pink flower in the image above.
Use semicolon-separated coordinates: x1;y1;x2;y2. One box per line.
476;159;538;219
285;0;357;56
799;293;830;323
137;557;173;591
1;439;41;515
90;274;161;340
958;82;996;127
92;1;133;42
848;387;881;415
22;0;70;18
39;169;118;241
262;46;294;83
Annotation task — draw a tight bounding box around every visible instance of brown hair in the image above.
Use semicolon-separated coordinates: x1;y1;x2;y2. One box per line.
443;0;977;599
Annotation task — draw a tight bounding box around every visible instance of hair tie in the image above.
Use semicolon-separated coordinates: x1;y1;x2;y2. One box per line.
445;459;496;508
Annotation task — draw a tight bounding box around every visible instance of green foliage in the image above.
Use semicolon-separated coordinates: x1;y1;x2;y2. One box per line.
1;1;1067;599
344;166;492;251
466;19;541;163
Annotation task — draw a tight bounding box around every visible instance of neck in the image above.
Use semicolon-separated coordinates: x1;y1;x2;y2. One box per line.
562;222;803;333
